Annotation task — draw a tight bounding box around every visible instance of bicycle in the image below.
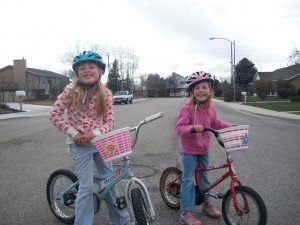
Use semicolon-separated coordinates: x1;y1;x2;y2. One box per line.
46;112;163;225
159;126;268;225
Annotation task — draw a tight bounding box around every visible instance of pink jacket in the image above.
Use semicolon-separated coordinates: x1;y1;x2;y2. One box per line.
176;99;232;155
49;82;114;144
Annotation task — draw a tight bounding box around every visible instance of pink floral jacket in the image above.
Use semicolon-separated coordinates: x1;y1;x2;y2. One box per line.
49;82;114;144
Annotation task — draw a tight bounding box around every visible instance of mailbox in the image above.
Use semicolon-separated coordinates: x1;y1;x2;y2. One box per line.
241;92;247;96
16;91;26;96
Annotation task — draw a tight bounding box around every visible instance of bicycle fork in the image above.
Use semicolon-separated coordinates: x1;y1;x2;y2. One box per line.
227;156;250;216
124;177;156;223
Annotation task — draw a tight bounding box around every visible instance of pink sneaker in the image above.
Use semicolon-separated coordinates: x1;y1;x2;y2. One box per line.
202;203;222;219
180;212;202;225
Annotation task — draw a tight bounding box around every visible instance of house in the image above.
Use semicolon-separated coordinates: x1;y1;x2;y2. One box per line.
165;73;186;97
0;59;70;102
252;64;300;95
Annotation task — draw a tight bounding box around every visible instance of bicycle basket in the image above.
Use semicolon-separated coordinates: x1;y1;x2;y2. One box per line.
218;125;249;152
92;127;132;162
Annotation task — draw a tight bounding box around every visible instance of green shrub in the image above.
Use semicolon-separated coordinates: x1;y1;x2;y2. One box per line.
291;96;300;102
214;88;223;97
223;88;242;102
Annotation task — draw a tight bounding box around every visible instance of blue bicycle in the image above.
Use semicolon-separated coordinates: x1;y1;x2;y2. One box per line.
46;112;163;225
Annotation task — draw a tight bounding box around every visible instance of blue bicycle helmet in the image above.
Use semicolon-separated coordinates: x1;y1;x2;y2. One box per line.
72;51;106;73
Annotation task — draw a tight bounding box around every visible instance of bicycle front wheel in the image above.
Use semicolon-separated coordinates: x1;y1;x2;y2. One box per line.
131;188;149;225
159;167;182;209
222;186;267;225
46;169;78;224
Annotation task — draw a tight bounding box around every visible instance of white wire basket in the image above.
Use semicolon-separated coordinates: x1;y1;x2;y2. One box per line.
218;125;249;152
92;127;132;162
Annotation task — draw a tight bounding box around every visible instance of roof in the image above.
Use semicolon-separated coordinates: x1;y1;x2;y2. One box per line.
256;64;300;81
26;68;67;78
0;65;67;79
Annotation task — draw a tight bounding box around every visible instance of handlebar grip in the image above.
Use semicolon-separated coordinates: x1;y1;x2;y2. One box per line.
191;127;225;148
144;112;163;123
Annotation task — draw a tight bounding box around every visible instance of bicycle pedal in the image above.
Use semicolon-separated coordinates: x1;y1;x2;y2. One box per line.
117;196;127;209
208;193;225;199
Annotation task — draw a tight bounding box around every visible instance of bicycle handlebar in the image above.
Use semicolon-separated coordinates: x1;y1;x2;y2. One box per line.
130;112;163;148
144;112;163;124
191;127;225;148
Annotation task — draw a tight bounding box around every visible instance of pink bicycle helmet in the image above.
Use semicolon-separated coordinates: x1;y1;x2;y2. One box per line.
186;71;213;92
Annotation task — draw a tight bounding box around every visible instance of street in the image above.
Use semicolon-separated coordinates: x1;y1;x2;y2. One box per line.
0;98;299;225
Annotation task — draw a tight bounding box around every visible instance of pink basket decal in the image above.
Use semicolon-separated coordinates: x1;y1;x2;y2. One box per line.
218;125;249;152
92;127;132;162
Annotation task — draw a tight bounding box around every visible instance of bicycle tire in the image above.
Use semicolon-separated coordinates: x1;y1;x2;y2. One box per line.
159;167;182;209
222;185;267;225
46;169;78;224
131;188;148;225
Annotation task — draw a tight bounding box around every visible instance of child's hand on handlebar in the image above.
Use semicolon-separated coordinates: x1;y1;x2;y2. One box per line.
193;124;204;133
81;131;95;144
73;131;95;144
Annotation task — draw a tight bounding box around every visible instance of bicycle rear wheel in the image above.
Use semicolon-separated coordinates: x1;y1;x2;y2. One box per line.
46;169;78;224
159;167;182;209
222;186;267;225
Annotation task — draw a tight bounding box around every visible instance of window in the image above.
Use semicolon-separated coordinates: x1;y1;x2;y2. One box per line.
37;76;46;84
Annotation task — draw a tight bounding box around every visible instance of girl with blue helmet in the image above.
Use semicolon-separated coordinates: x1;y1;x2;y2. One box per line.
50;51;132;225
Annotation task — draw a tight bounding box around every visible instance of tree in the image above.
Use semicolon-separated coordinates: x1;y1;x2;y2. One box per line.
287;47;300;65
252;79;274;100
235;58;257;90
145;74;165;97
106;59;120;94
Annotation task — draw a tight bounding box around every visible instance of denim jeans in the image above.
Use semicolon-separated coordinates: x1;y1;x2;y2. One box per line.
69;143;130;225
180;152;211;212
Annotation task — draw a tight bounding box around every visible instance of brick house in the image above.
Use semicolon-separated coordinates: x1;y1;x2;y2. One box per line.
252;64;300;95
0;59;69;102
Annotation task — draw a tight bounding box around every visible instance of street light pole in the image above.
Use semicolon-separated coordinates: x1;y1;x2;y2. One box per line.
209;37;236;102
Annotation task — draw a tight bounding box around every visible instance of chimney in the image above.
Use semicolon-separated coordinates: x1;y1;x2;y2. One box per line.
13;58;27;90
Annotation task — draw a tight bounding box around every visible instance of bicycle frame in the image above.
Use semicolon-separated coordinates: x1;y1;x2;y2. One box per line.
166;148;249;215
194;152;248;215
54;112;163;223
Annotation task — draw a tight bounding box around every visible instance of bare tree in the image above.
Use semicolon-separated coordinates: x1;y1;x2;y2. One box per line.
60;41;108;65
287;47;300;65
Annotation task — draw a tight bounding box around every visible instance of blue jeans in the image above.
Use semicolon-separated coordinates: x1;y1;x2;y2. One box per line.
180;152;211;212
69;143;130;225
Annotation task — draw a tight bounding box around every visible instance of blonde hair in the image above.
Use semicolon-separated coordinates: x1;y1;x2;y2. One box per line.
189;81;214;114
68;68;112;117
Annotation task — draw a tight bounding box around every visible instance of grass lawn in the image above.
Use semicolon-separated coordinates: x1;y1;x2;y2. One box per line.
245;101;300;112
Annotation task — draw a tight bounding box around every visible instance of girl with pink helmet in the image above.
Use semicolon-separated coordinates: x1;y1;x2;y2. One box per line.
176;71;234;225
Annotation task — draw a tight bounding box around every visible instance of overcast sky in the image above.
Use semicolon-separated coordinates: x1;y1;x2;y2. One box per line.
1;0;299;81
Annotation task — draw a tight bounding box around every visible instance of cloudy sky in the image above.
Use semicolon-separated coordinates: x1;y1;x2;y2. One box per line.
1;0;299;81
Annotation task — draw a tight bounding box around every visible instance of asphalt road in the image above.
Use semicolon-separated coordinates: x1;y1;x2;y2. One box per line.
0;98;299;225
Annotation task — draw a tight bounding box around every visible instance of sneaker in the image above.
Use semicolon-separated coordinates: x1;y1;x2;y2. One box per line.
202;203;222;219
180;212;202;225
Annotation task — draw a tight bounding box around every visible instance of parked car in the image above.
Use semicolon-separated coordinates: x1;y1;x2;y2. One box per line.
113;91;133;105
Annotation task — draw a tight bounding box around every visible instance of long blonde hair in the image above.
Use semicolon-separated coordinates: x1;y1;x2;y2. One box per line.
68;69;112;117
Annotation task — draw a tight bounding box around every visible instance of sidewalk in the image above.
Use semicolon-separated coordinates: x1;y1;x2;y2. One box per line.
1;100;300;122
0;103;52;120
213;99;300;122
